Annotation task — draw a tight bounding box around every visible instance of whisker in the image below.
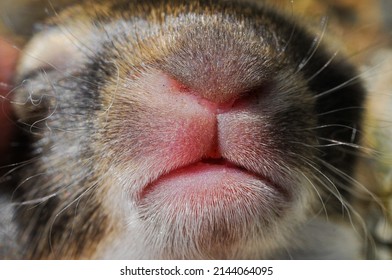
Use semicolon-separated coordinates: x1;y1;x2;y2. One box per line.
47;0;100;58
277;0;297;55
312;57;392;99
296;154;372;244
317;158;385;208
296;16;329;73
299;170;329;220
317;106;365;117
306;50;339;83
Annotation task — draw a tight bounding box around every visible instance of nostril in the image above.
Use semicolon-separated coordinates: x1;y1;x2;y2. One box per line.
167;73;259;113
162;72;271;117
215;99;237;114
219;84;272;112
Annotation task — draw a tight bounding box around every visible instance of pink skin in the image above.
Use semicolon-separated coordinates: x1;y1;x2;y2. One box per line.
116;72;282;202
108;71;291;233
0;39;18;164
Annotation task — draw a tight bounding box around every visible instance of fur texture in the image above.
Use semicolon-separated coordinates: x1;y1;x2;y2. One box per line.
0;0;391;259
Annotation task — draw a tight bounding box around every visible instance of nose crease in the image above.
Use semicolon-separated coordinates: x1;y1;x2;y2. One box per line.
205;126;222;159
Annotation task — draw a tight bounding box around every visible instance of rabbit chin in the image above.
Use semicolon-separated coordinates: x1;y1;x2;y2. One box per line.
92;165;316;259
95;198;362;259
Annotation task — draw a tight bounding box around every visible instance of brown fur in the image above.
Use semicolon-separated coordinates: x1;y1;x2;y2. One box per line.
0;0;391;259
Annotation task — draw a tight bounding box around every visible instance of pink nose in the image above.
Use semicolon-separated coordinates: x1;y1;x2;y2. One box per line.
166;72;248;114
158;71;259;161
112;68;268;188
